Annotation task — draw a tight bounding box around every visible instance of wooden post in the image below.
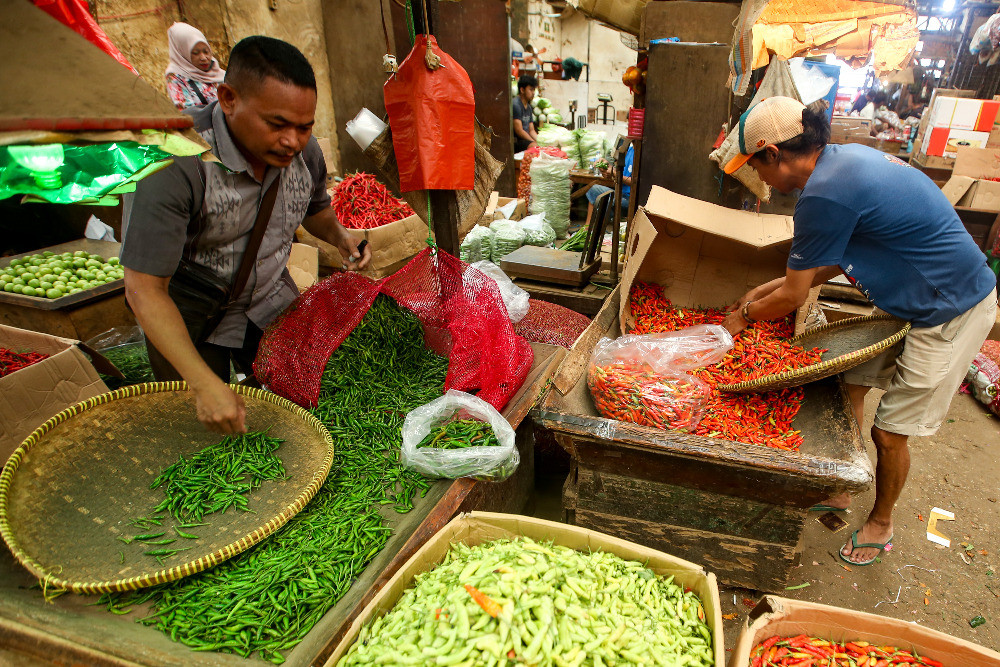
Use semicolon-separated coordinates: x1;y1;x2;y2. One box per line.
428;190;461;256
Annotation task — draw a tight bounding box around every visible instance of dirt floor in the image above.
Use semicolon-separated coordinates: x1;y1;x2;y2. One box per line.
531;387;1000;658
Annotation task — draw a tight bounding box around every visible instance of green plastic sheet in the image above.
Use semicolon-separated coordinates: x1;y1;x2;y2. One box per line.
0;141;175;205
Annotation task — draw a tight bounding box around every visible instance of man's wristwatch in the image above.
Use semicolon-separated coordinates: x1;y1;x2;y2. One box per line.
741;300;757;323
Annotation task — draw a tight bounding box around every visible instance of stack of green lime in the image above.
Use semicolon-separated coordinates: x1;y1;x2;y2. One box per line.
0;250;123;299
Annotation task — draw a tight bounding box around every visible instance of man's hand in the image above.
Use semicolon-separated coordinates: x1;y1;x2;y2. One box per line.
192;375;247;434
722;291;755;336
302;207;372;270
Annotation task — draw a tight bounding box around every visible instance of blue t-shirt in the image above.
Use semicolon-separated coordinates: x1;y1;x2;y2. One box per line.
788;144;994;327
622;145;634;200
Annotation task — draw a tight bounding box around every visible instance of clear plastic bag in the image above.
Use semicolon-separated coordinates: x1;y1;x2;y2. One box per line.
85;325;154;388
401;389;518;481
466;260;530;323
460;225;494;263
592;325;733;374
585;325;732;432
490;219;527;263
519;213;556;247
529;153;572;239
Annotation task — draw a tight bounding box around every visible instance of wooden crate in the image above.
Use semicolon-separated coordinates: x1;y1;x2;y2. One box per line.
534;288;873;591
0;239;134;341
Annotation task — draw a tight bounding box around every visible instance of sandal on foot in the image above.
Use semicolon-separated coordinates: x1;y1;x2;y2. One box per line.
839;529;893;566
809;504;848;512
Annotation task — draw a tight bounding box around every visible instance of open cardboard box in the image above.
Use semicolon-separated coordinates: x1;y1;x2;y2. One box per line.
324;511;724;666
0;324;109;461
728;595;1000;667
941;146;1000;212
620;186;795;332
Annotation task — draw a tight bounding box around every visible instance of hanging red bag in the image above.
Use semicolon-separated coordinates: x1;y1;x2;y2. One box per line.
384;35;475;193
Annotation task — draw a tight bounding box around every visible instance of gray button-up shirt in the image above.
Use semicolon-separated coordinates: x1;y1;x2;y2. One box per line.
121;102;330;346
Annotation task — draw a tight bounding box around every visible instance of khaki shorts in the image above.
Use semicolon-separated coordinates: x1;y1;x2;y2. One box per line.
843;289;998;437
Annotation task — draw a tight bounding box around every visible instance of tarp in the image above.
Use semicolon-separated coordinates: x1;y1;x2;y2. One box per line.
729;0;918;95
0;2;192;133
33;0;137;74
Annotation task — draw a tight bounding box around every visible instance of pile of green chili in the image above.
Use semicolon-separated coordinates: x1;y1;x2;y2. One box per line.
337;537;715;667
100;295;448;663
151;431;286;521
418;417;500;450
99;343;154;389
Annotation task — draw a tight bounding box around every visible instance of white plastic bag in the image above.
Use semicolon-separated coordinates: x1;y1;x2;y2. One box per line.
529;153;572;239
460;225;494;263
519;213;556;247
401;390;518;481
592;325;733;374
467;260;530;323
496;198;520;221
489;219;527;263
346;108;387;151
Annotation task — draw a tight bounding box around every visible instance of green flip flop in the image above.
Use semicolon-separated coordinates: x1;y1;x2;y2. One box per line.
839;529;893;566
809;504;848;512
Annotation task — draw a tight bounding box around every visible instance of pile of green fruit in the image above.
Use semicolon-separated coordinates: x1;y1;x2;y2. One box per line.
0;250;123;299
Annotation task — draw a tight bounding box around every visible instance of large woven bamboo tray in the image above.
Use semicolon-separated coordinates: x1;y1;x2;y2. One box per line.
0;382;334;595
718;314;911;393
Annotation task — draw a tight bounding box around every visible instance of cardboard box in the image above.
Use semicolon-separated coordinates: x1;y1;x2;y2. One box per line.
950;97;985;130
620;186;795;332
325;511;725;667
298;208;481;280
286;242;318;292
0;324;109;461
940;146;1000;211
728;595;1000;667
577;0;648;34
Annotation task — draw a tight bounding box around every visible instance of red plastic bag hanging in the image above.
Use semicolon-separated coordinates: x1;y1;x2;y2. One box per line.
384;35;475;192
33;0;138;74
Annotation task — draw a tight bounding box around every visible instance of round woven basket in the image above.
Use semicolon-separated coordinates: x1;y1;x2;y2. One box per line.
0;382;334;595
717;314;911;394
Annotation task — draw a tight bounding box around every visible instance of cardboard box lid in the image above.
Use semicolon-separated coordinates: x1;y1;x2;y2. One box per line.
941;174;976;205
952;145;1000;178
644;186;795;249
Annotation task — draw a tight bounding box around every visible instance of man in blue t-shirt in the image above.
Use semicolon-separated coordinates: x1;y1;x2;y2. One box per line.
721;97;997;567
513;74;539;153
585;143;634;223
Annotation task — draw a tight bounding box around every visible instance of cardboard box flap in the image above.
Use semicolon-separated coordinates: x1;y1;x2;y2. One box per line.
952;145;1000;178
941;174;976;205
644;186;795;249
0;324;80;356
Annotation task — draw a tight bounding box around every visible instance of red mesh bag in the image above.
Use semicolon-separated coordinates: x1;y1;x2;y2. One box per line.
514;299;592;349
254;248;534;411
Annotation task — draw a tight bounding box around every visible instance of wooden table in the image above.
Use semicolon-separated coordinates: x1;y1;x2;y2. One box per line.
569;170;613;201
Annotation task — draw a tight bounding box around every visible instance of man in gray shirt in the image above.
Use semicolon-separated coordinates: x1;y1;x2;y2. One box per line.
122;36;370;434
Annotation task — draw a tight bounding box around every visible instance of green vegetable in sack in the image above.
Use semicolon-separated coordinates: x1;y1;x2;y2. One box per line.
490;220;526;263
460;225;494;264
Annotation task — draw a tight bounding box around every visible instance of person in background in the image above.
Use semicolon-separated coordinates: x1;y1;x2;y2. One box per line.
165;22;226;110
583;144;634;233
720;97;996;567
849;89;875;115
124;36;370;434
513;74;539;153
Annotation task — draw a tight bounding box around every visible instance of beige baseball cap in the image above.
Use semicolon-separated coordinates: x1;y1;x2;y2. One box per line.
723;97;807;174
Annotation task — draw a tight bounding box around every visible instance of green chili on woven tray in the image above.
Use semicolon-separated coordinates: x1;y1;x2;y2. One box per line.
99;295;447;664
150;431;286;522
417;417;500;450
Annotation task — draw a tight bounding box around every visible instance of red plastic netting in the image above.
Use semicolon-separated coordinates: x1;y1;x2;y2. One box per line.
513;299;592;348
254;248;534;411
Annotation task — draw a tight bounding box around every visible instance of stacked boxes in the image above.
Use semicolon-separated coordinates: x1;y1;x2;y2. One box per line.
921;96;1000;158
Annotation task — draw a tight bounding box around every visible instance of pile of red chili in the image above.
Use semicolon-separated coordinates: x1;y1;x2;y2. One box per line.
331;172;415;230
621;282;826;451
750;634;944;667
0;347;49;378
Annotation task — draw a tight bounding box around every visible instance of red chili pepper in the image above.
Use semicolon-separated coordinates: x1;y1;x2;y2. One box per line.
0;347;49;378
330;172;415;230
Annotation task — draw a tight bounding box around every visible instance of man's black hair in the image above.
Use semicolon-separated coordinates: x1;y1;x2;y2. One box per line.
225;36;316;93
518;74;538;92
773;107;831;157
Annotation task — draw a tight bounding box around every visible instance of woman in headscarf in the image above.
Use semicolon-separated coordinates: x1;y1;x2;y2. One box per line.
165;22;226;110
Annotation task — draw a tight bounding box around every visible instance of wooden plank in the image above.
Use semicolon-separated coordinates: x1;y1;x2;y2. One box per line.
571;507;799;591
639;1;741;47
510;279;612;316
574;466;806;545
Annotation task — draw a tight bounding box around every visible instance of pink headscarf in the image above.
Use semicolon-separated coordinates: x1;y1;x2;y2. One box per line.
165;22;225;84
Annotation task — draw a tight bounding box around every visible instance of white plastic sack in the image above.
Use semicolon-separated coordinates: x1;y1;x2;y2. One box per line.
592;325;734;374
467;260;529;323
489;219;526;263
788;58;835;106
529;153;572;239
460;225;494;264
519;213;556;247
401;390;518;481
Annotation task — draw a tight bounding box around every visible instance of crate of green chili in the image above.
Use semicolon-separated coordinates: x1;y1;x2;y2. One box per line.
325;511;725;666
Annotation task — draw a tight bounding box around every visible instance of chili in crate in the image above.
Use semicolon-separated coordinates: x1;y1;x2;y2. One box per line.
750;634;944;667
0;347;49;378
590;283;826;451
